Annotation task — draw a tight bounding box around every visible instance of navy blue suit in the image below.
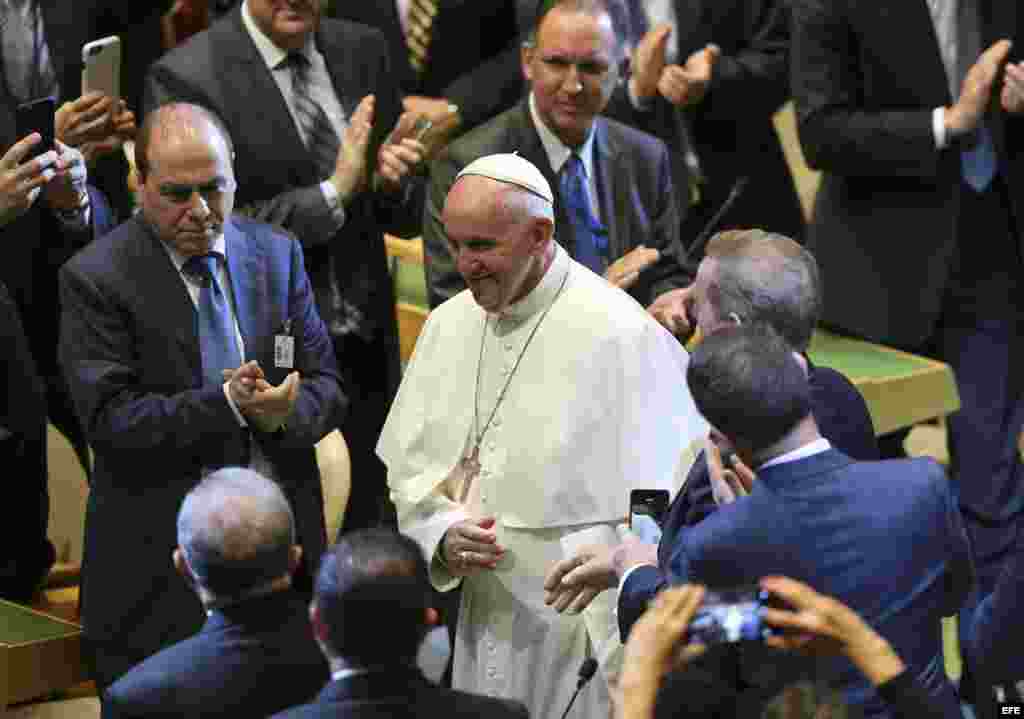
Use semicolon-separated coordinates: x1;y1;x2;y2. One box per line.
620;449;972;719
271;665;528;719
59;215;345;689
103;590;328;718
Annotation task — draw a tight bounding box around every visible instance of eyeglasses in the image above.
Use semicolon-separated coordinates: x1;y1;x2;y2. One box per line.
158;178;237;205
538;54;614;82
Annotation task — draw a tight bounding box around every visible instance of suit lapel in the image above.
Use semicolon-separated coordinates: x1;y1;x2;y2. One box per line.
224;221;261;361
317;25;358;119
592;120;623;261
138;220;201;376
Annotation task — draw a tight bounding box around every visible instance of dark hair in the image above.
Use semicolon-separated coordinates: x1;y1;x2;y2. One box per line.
136;102;235;181
704;230;821;351
527;0;621;56
315;529;432;665
177;468;295;598
687;323;811;452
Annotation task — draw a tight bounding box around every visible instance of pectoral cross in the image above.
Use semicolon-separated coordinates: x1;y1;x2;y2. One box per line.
456;445;481;503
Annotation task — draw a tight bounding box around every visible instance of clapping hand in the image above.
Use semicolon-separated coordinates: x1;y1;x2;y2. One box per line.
331;95;374;203
1002;60;1024;115
224;361;300;433
658;44;721;108
376;111;427;192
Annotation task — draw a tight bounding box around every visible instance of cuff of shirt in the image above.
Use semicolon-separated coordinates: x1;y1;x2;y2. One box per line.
319;179;347;230
933;107;949;149
222;382;249;427
618;561;658;593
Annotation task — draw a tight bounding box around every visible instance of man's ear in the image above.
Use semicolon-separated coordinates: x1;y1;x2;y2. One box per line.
173;548;191;583
425;607;440;627
309;600;330;645
530;217;554;254
521;42;535;83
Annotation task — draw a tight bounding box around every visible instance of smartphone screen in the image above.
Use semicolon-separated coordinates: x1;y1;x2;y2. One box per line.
688;586;774;645
16;97;56;161
629;489;670;544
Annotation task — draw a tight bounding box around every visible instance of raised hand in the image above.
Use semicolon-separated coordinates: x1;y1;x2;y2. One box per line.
376;111;427;192
0;134;61;226
630;24;673;101
658;44;720;108
946;40;1012;136
331;95;375;203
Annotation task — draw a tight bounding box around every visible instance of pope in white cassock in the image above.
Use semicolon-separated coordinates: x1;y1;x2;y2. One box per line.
377;153;706;718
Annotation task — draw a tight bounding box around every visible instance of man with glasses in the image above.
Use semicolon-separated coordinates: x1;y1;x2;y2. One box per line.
421;0;692;321
58;102;345;694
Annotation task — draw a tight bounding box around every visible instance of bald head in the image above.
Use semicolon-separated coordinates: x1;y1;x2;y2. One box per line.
698;229;821;350
136;103;233;182
177;468;296;598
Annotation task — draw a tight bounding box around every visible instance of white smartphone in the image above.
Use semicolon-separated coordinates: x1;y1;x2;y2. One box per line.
81;36;121;103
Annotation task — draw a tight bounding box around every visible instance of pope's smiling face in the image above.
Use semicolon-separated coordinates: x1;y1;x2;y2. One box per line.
443;175;550;314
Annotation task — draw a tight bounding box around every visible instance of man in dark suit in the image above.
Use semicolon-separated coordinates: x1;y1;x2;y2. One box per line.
59;103;345;691
330;0;523;141
605;0;804;243
644;324;970;719
790;0;1024;610
272;529;528;719
145;0;427;533
422;0;689;319
545;227;877;632
103;468;329;719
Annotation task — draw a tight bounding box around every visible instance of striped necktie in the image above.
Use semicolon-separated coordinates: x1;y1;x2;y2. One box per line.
286;52;342;180
406;0;437;74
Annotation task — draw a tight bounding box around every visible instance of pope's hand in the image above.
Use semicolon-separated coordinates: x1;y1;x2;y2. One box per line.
442;516;505;575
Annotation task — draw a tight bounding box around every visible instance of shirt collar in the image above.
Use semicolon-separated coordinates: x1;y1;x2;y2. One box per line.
528;93;597;180
161;233;227;274
758;438;832;470
242;0;315;70
493;242;570;324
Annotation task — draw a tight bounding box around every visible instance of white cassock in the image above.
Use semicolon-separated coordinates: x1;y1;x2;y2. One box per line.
378;245;707;719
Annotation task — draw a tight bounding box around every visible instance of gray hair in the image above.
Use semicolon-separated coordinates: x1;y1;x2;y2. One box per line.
177;468;296;597
704;229;822;351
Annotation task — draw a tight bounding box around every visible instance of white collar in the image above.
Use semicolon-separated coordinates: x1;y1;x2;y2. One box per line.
758;438;832;470
492;243;570;325
161;233;227;274
242;0;315;70
528;93;597;180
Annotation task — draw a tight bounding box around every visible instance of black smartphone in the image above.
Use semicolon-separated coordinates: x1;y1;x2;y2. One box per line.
629;488;670;544
15;97;56;161
688;586;775;646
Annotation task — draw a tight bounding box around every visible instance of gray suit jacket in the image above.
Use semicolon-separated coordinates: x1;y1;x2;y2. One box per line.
423;100;686;308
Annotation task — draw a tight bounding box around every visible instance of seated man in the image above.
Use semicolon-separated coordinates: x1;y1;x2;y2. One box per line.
422;0;692;322
104;468;328;718
272;529;527;719
639;324;969;719
546;229;877;625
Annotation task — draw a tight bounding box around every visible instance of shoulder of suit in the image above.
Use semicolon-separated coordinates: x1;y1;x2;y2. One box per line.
599;115;671;159
440;105;524;169
63;217;148;275
317;17;388;58
229;215;299;247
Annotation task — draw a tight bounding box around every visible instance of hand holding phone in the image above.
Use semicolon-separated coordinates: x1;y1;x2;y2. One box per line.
16;97;56;161
629;488;670;544
0;133;61;225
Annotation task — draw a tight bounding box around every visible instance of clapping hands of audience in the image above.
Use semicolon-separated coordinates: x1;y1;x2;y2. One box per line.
760;576;906;688
402;95;462;153
628;23;719;109
615;585;707;719
1002;59;1024;115
224;360;301;434
945;40;1012;136
376;110;428;192
331;95;375;203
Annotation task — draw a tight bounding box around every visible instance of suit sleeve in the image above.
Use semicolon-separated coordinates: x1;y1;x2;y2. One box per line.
58;261;244;461
618;565;667;641
790;0;940;177
701;0;791;121
255;238;346;450
962;537;1024;682
421;148;466;308
938;463;975;617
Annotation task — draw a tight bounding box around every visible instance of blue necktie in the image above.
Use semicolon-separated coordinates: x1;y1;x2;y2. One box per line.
559;154;608;274
184;253;242;387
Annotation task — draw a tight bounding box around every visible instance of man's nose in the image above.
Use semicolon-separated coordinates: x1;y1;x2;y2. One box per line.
187;190;211;217
562;64;583;93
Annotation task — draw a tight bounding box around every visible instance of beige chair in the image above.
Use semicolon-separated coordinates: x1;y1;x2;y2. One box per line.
315;430;351;545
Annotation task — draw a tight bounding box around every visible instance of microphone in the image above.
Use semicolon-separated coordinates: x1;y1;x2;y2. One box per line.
638;175;750;287
559;657;600;719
